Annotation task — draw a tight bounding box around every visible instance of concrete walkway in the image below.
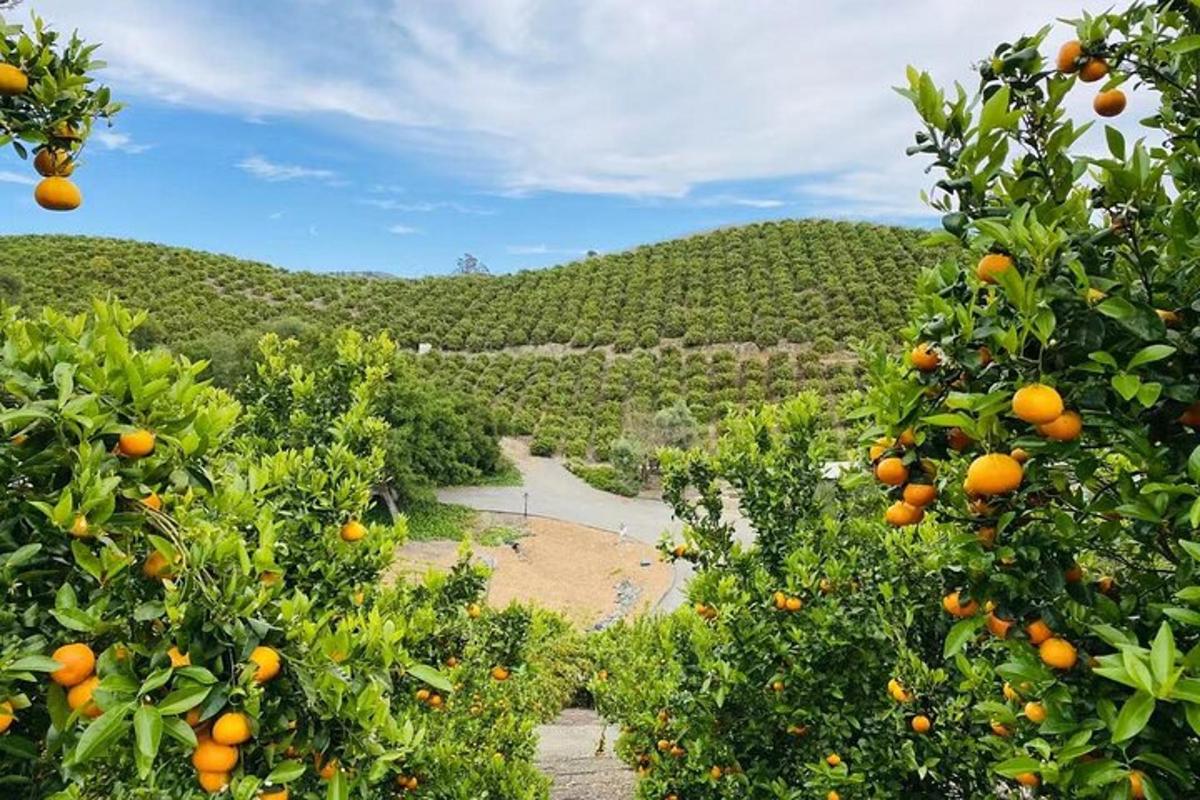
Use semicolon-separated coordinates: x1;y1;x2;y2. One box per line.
438;439;694;611
535;709;634;800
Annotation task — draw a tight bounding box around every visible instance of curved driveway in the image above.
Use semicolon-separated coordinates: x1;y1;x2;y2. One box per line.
437;439;695;611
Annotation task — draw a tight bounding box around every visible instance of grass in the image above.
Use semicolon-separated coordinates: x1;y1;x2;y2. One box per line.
473;456;523;487
404;502;476;541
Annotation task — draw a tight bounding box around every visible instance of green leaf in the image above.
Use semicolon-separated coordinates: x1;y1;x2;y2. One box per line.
406;663;452;694
1186;703;1200;737
1112;373;1141;402
162;715;197;748
993;756;1040;777
133;704;162;779
157;684;210;715
1127;344;1176;370
1150;624;1176;688
1110;691;1155;743
1165;34;1200;54
1189;446;1200;484
9;655;63;672
72;702;132;764
943;617;983;659
327;767;349;800
266;760;307;783
1105;126;1125;159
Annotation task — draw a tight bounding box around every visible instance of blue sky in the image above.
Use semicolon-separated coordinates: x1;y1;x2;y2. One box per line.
3;1;1116;276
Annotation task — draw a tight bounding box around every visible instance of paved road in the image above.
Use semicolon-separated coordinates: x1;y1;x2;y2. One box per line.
437;439;695;610
535;708;633;800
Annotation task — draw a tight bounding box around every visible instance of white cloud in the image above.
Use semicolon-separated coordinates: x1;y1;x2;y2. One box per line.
506;244;583;256
360;198;494;214
0;171;36;186
236;155;339;183
388;224;420;235
34;0;1125;215
696;195;787;209
268;210;285;220
91;130;152;154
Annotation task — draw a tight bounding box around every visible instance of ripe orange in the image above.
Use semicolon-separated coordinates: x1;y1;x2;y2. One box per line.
1016;772;1040;787
1129;770;1146;799
1038;410;1082;441
142;492;163;511
911;714;931;734
0;700;13;733
868;436;894;461
143;550;173;580
827;793;840;800
885;501;923;527
902;483;937;508
186;707;204;727
168;646;191;668
887;678;912;703
117;429;156;458
51;643;96;687
1024;701;1047;724
986;612;1012;639
709;765;722;780
1079;57;1109;82
0;63;28;95
1040;637;1077;670
212;711;252;745
911;343;941;372
1012;384;1064;424
1056;40;1083;72
1097;576;1115;595
491;665;511;681
965;453;1023;496
192;740;239;772
69;514;91;538
416;688;431;703
947;427;972;452
898;427;917;448
942;591;979;618
1002;682;1019;702
785;596;802;612
1065;563;1083;583
428;693;443;708
1026;619;1053;645
339;520;367;542
249;646;281;683
874;457;909;486
977;253;1014;284
772;591;787;610
991;721;1012;737
319;757;338;780
260;787;290;800
1009;448;1030;464
198;772;230;793
33;148;75;177
1094;89;1127;117
67;675;102;718
825;753;841;767
1180;401;1200;427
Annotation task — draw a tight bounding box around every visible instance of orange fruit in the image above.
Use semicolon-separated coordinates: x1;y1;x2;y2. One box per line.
1003;682;1019;701
1065;563;1083;583
1094;89;1127;117
260;788;290;800
142;492;163;511
1129;770;1146;799
1009;448;1030;464
117;429;156;458
825;753;841;767
885;501;923;527
1097;576;1115;595
874;457;909;486
911;714;931;734
785;596;802;612
942;591;980;618
1012;384;1064;424
416;688;431;703
142;550;173;580
1180;401;1200;427
868;436;894;461
428;693;443;708
709;765;722;780
1016;772;1040;787
911;343;941;372
67;675;102;718
827;793;840;800
947;427;972;452
902;483;937;508
772;591;787;610
491;666;510;681
1026;619;1053;645
986;612;1012;639
33;148;75;177
1056;40;1083;72
212;712;252;745
168;646;191;668
965;453;1023;496
51;643;96;687
977;253;1014;284
0;63;28;95
319;758;338;780
69;514;91;538
198;772;230;793
249;646;281;683
991;721;1012;737
1157;309;1180;326
1038;410;1082;441
887;678;912;703
339;520;367;542
1040;637;1078;670
0;700;13;733
1024;702;1047;724
898;427;917;448
192;740;239;772
186;707;204;727
1079;57;1109;82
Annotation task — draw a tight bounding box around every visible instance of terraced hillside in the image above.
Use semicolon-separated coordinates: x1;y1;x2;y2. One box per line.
0;219;937;453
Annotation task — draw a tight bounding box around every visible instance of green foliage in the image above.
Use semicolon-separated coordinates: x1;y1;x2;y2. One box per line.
564;461;640;497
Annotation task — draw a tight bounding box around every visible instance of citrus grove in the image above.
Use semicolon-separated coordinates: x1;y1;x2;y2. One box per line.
0;12;120;211
590;2;1199;799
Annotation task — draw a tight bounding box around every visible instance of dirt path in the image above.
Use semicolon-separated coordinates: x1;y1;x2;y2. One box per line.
535;708;634;800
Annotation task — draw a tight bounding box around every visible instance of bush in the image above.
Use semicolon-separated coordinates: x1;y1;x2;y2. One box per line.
565;461;640;498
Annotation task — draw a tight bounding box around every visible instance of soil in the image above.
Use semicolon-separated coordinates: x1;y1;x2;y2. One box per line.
391;515;673;628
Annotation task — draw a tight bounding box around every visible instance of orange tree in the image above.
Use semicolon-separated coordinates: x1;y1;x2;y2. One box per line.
865;1;1200;796
590;395;1000;799
0;300;571;798
0;12;120;210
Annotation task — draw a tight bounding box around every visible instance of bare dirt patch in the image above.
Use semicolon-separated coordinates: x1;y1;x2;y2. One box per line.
392;515;673;628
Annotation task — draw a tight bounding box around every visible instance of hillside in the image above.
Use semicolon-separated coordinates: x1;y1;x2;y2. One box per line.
0;219;930;352
0;220;938;455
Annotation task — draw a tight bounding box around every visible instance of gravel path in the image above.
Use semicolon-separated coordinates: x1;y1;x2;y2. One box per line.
437;439;695;610
535;709;634;800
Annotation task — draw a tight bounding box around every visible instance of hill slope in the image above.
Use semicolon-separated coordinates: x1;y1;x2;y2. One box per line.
0;219;929;353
